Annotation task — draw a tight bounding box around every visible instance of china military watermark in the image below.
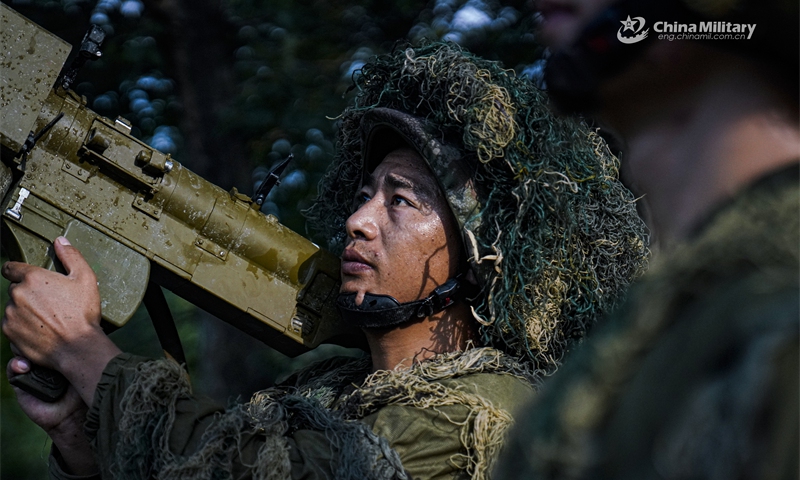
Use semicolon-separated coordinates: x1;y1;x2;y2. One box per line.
617;15;757;44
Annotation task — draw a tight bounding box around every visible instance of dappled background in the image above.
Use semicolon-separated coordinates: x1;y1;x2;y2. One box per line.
0;0;543;477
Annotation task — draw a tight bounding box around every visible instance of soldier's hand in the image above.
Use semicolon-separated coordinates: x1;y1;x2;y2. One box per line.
7;352;99;476
2;236;102;369
2;236;121;406
7;351;86;432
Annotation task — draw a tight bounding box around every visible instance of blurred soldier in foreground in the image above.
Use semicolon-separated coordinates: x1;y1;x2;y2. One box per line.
496;0;799;478
3;42;648;479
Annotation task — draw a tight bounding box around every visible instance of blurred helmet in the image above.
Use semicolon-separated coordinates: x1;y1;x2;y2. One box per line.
545;0;799;112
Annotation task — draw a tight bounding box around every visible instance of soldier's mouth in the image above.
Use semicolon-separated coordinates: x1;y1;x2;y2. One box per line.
341;248;374;275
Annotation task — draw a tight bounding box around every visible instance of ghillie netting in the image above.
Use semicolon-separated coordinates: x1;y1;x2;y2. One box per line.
110;348;531;480
305;41;649;373
507;157;800;480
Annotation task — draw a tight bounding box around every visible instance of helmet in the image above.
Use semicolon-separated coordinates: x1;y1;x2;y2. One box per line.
306;42;649;372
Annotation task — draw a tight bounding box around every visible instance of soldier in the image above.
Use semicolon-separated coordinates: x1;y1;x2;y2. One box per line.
495;0;799;478
4;42;648;479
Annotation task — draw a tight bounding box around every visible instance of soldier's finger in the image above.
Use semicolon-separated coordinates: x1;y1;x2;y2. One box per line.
1;261;38;283
9;356;31;375
53;237;95;281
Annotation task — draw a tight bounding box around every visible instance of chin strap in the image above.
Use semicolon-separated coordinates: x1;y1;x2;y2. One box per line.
337;275;464;329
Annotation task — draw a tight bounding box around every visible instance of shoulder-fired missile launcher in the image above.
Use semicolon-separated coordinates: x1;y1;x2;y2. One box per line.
0;4;364;400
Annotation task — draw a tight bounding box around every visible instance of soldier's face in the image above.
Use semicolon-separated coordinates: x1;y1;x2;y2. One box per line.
340;148;460;306
535;0;614;48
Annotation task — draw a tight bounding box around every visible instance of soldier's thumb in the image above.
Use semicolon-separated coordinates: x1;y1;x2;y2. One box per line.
53;236;92;279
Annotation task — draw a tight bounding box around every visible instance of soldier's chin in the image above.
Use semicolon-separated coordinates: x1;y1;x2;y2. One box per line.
339;281;392;299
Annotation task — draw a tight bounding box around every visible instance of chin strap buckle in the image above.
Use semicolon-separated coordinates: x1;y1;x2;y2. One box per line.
414;275;462;318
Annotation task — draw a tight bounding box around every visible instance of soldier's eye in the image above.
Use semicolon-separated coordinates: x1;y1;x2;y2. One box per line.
354;192;371;208
391;195;410;206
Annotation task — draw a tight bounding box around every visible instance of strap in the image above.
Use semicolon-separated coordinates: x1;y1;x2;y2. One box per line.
143;281;188;371
336;275;464;329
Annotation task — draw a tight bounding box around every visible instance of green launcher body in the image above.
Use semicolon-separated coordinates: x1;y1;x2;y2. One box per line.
0;3;363;382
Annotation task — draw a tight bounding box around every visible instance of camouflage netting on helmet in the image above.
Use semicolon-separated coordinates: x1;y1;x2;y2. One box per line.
305;41;649;373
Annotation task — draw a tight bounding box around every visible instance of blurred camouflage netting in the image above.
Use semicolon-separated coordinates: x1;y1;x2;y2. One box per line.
306;42;650;372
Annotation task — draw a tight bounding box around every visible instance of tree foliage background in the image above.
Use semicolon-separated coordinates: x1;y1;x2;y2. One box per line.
0;0;543;477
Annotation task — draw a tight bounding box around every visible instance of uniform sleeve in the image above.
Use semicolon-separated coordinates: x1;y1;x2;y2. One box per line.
48;446;101;480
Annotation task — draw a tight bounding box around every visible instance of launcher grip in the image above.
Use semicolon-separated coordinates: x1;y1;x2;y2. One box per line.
9;364;68;402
